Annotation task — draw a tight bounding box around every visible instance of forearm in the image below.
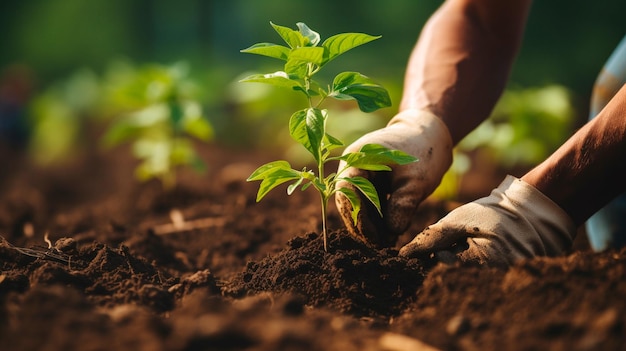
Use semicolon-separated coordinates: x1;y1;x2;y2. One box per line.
399;0;531;145
522;84;626;226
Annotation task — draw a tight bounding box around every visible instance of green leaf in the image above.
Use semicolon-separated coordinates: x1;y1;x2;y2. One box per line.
271;22;306;48
296;22;320;46
284;59;308;79
181;102;213;141
183;117;213;141
135;159;161;182
132;139;171;180
170;138;197;166
305;108;326;162
360;144;417;164
102;105;168;147
323;132;343;148
101;119;142;147
342;154;393;171
247;160;301;201
330;71;391;112
130;104;170;126
239;71;303;91
322;133;344;157
338;143;417;171
289;108;326;162
287;177;305;195
336;187;361;225
339;176;382;216
247;160;293;181
283;47;324;79
289;109;310;153
289;46;325;66
257;175;301;202
240;43;291;61
322;33;380;64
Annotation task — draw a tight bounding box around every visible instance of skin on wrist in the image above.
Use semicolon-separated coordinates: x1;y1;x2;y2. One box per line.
398;0;531;145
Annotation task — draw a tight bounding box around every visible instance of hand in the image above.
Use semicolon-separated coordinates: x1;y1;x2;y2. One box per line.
399;176;577;267
335;109;453;247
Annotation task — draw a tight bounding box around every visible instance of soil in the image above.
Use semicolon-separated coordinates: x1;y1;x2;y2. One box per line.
1;142;625;351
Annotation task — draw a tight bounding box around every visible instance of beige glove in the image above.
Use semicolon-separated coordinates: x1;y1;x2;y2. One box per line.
335;109;453;247
399;175;577;267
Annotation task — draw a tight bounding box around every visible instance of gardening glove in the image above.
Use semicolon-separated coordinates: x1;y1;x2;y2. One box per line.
335;109;453;247
399;175;577;267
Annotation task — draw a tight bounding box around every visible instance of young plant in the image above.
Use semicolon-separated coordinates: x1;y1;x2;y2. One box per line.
241;22;417;251
102;62;213;189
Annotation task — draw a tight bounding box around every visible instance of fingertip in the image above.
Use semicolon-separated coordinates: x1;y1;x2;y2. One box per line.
398;244;416;257
398;225;443;258
398;233;426;257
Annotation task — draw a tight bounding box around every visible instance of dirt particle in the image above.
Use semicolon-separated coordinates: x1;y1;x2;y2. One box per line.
446;315;471;336
54;237;77;253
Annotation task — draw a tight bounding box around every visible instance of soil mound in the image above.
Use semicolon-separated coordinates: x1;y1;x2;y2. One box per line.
225;230;430;318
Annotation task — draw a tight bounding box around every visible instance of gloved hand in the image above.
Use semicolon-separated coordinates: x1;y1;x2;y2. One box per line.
335;109;453;247
399;175;577;267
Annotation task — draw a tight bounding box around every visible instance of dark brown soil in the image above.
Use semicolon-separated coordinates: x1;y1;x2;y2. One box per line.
224;230;431;319
1;142;625;351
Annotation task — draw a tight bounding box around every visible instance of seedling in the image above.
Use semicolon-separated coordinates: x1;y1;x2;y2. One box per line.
102;62;213;189
241;22;417;251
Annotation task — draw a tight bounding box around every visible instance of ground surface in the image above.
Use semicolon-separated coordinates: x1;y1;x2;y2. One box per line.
1;143;625;351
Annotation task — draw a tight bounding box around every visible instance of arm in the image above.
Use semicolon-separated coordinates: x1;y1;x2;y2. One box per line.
523;83;626;226
399;0;532;144
400;84;626;266
336;0;533;246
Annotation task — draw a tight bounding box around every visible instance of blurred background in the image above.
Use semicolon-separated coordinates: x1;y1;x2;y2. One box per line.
1;0;625;198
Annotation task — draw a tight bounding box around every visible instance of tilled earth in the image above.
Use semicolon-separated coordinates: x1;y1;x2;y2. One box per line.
1;144;625;351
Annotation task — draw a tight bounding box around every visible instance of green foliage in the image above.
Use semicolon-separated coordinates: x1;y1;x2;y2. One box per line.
432;85;574;200
102;62;213;189
463;85;574;167
241;22;417;251
27;68;100;165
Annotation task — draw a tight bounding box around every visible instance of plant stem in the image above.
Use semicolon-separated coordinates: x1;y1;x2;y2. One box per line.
320;194;328;252
317;143;330;251
304;66;312;106
304;68;330;252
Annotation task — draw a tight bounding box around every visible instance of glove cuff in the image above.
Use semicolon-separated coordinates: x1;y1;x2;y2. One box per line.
388;109;453;150
497;175;577;254
387;109;454;183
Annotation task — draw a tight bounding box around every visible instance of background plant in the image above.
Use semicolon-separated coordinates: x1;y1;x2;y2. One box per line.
101;61;213;189
432;84;574;199
20;68;100;165
241;22;416;251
